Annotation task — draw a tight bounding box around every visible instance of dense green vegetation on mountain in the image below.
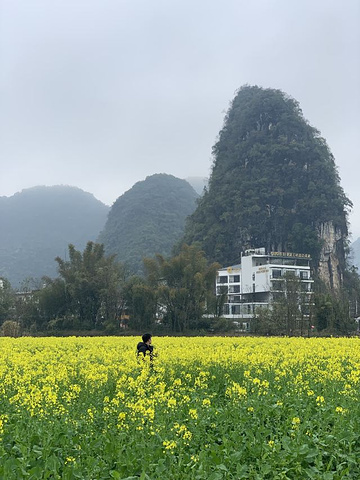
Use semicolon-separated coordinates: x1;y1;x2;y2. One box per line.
184;86;351;276
0;186;109;287
98;174;198;274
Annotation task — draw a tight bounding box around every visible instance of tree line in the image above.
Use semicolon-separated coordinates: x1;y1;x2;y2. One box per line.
0;242;220;335
0;241;359;336
252;271;358;336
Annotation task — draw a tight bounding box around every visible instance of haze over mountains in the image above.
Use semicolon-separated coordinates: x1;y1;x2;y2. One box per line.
1;177;360;289
0;177;202;287
0;186;109;287
350;237;360;271
1;85;360;289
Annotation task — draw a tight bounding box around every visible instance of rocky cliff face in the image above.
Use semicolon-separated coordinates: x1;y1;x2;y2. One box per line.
317;221;346;291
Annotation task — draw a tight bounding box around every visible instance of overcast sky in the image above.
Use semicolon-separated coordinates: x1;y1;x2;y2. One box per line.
1;0;360;237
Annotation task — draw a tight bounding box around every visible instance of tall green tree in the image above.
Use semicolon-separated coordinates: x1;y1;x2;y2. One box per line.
55;242;126;329
31;277;69;330
254;272;311;336
0;277;15;324
143;244;219;332
313;291;355;334
122;276;158;331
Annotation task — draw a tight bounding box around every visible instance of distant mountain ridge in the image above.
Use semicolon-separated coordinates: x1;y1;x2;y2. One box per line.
98;174;199;274
184;177;208;195
350;237;360;270
0;186;109;287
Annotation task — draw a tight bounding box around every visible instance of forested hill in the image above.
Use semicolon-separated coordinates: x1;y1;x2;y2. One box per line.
0;186;109;287
98;174;199;274
183;85;351;290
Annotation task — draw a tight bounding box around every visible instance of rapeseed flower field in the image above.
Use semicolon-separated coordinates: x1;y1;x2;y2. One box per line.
0;336;360;479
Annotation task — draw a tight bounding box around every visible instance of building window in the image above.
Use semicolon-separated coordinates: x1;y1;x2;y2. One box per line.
272;269;282;278
271;280;284;291
229;285;240;293
217;276;228;284
272;292;283;302
229;295;241;303
229;275;240;283
300;270;309;280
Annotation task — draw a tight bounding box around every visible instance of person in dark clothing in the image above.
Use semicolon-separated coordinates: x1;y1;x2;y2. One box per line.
136;333;154;361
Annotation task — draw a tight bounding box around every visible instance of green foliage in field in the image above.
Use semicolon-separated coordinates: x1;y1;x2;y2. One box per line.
0;337;360;479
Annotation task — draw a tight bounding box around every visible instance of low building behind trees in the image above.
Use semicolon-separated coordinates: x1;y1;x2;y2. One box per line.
216;248;314;332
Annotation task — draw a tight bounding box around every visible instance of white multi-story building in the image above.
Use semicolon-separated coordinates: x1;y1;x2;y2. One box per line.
216;248;313;328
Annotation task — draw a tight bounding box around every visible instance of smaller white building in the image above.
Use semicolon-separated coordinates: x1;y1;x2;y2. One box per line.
216;248;313;328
